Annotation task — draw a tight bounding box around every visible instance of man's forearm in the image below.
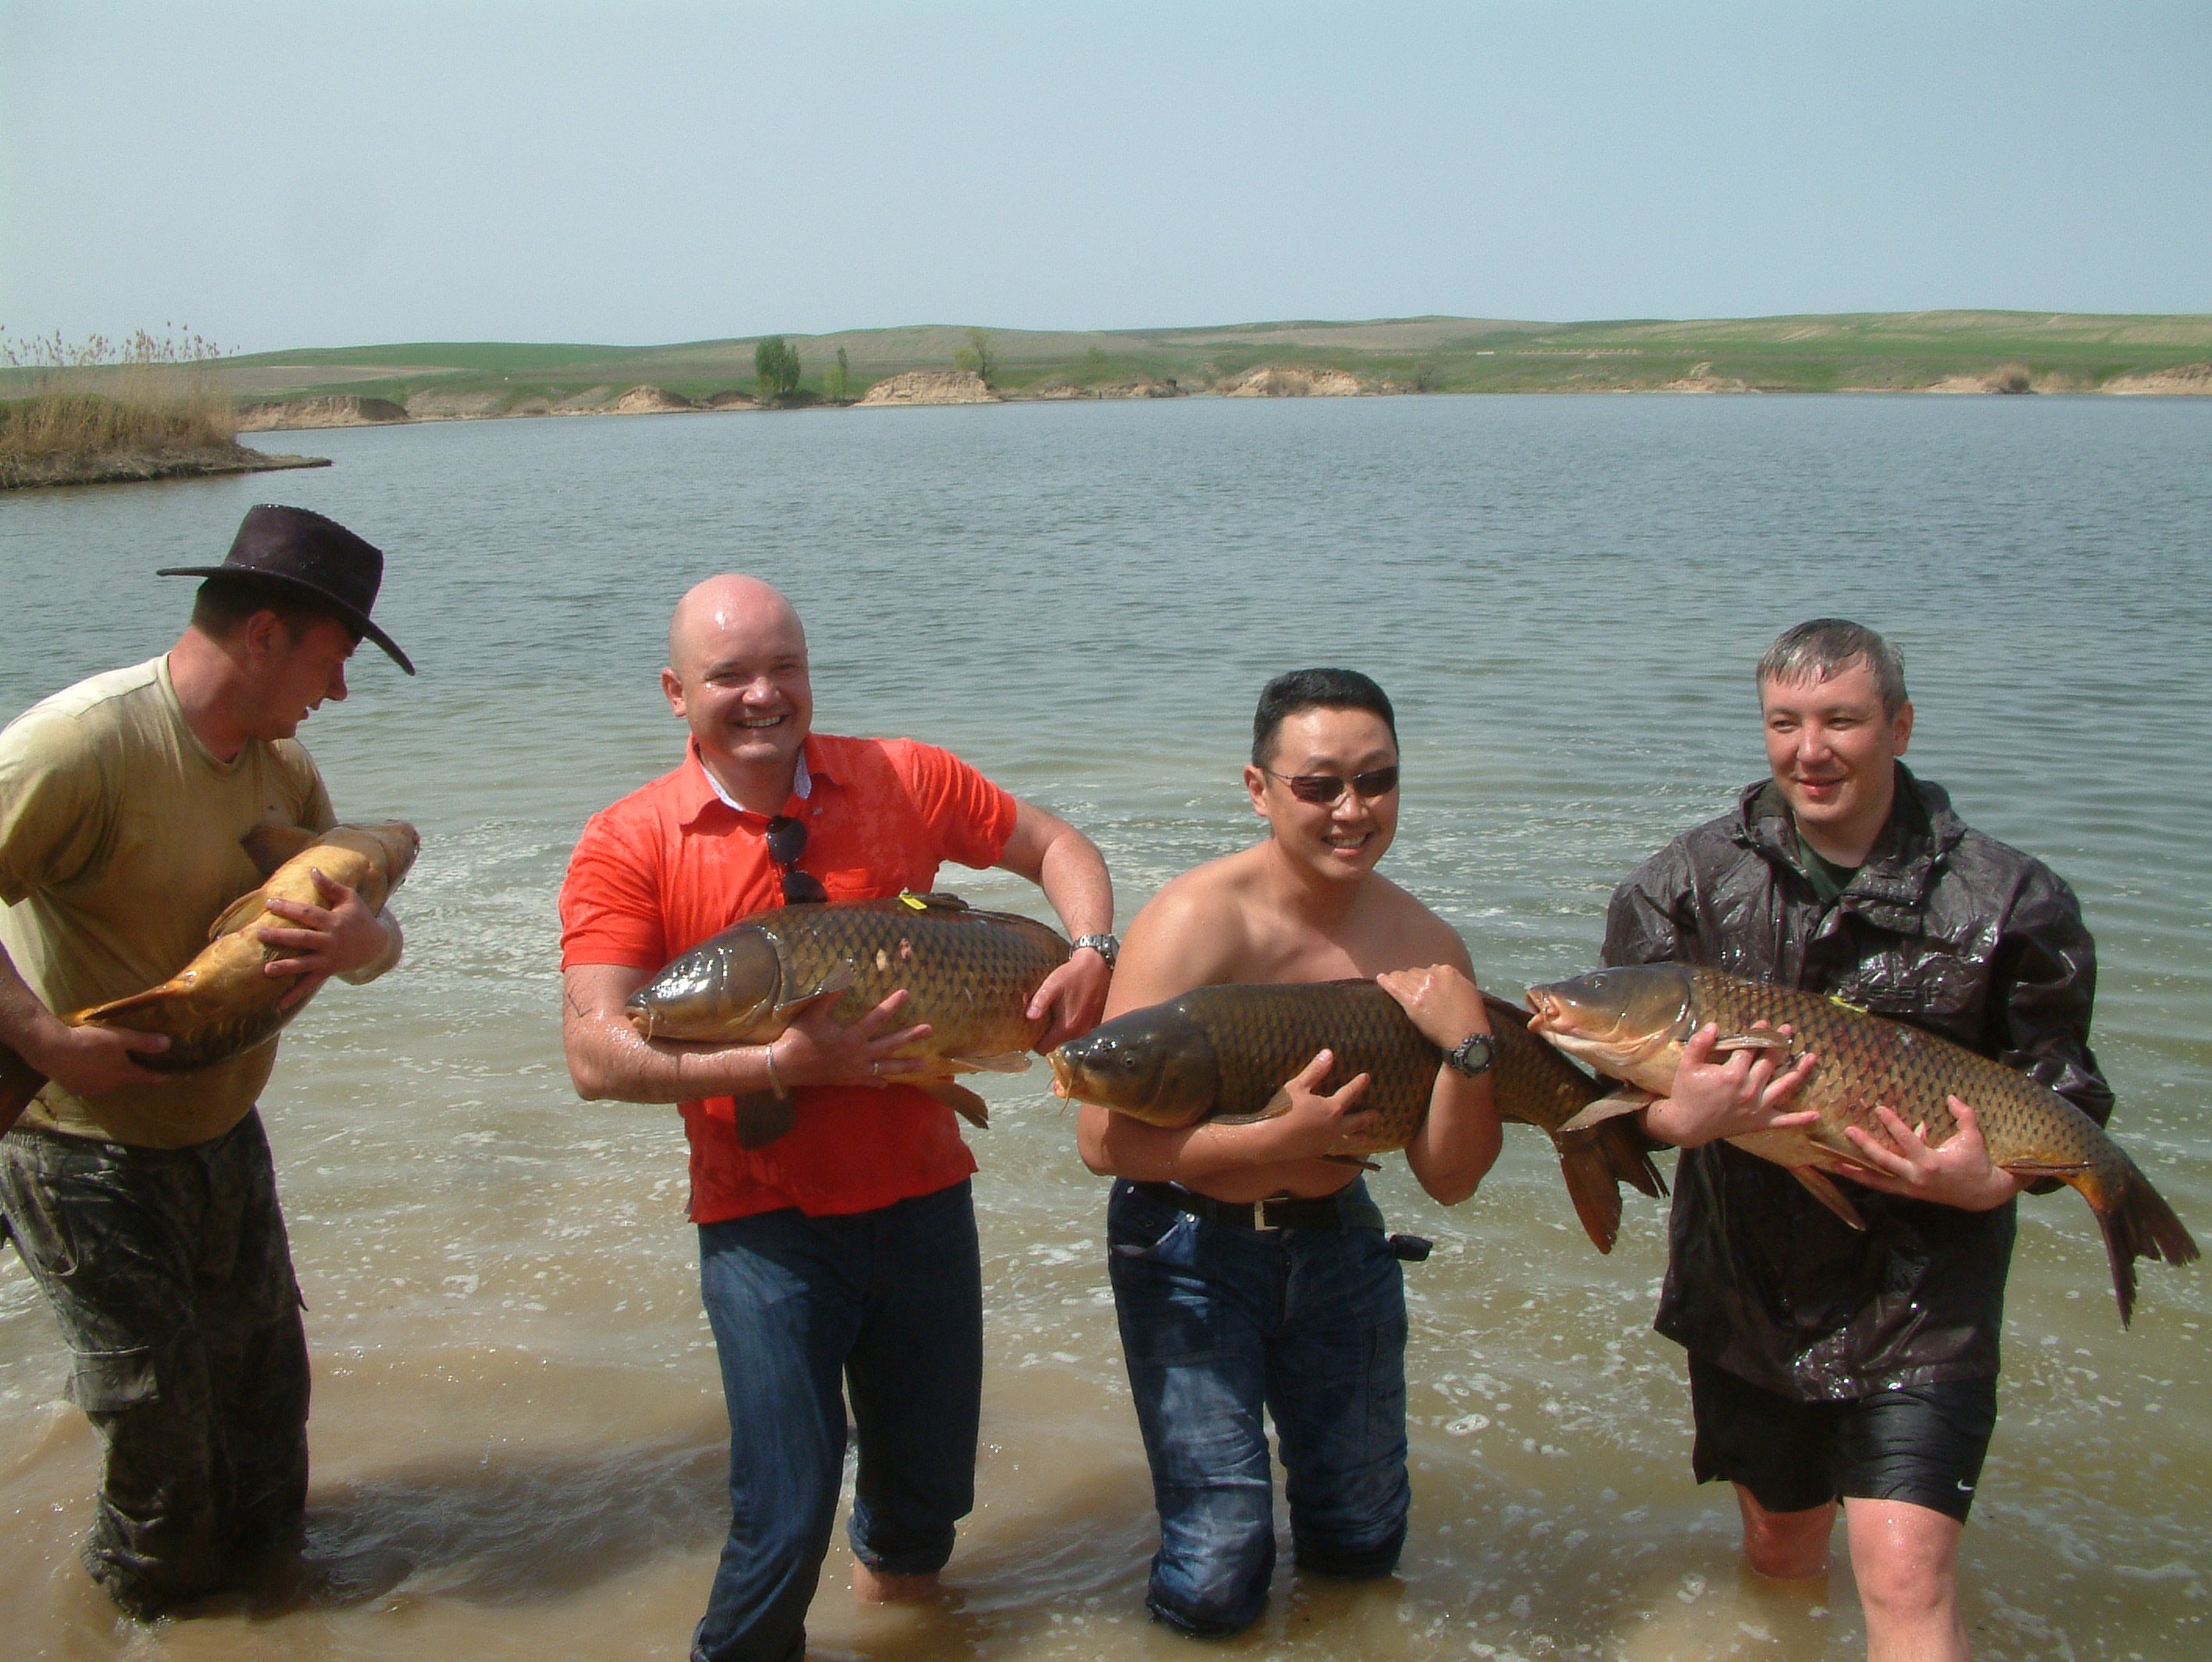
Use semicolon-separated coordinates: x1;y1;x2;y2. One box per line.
565;1008;779;1104
1036;827;1114;941
0;942;62;1061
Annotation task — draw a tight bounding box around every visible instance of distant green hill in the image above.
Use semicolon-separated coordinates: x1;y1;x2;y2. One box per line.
20;312;2208;415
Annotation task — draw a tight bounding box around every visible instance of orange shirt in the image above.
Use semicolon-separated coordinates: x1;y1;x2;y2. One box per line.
560;732;1019;1222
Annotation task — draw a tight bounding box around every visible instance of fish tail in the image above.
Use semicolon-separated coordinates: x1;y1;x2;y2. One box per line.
2085;1155;2200;1327
1599;1116;1669;1200
1553;1130;1630;1254
0;1042;48;1136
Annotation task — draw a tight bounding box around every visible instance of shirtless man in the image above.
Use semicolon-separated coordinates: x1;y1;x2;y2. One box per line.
1076;667;1504;1636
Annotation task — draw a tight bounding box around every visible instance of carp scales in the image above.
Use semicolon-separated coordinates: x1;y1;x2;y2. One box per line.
1525;962;2200;1323
1047;979;1665;1254
0;821;420;1135
625;891;1071;1148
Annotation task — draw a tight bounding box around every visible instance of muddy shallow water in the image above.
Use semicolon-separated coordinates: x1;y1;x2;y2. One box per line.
2;393;2206;1660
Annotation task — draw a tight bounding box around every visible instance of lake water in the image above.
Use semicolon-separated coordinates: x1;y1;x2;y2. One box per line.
1;394;2207;1661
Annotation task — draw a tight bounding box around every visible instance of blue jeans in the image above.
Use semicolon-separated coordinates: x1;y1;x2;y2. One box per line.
1107;1179;1410;1637
690;1180;983;1662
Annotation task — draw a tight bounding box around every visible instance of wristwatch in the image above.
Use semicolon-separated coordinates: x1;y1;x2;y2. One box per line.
1071;933;1120;967
1443;1030;1496;1077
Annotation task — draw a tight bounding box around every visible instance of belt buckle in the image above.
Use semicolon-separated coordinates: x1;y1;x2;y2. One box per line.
1254;1195;1289;1232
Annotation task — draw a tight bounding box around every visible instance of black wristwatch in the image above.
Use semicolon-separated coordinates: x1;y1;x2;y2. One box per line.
1071;933;1120;967
1443;1030;1495;1077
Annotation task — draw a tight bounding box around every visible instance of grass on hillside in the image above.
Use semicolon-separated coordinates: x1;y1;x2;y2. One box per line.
167;311;2212;414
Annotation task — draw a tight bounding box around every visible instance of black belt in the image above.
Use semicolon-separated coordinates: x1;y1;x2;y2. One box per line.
1131;1180;1386;1233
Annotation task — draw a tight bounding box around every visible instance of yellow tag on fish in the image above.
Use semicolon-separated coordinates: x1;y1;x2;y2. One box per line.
899;892;929;911
1828;993;1868;1015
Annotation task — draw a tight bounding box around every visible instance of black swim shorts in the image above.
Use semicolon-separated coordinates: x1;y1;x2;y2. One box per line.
1688;1355;1998;1523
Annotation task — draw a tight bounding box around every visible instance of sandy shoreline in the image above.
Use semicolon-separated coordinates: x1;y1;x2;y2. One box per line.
0;444;329;491
231;362;2212;433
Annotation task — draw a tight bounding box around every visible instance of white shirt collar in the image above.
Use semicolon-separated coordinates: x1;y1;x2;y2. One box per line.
705;751;812;812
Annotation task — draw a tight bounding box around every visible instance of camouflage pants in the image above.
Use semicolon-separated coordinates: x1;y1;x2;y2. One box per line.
0;1111;309;1617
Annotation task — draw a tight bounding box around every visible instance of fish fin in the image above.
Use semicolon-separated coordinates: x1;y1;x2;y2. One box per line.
1551;1131;1627;1254
901;891;969;912
1997;1157;2092;1179
1557;1086;1657;1135
1710;1033;1793;1056
1600;1116;1670;1199
1324;1154;1383;1172
771;961;857;1023
0;1043;49;1137
732;1093;798;1150
207;886;272;941
241;822;320;879
1208;1086;1297;1127
919;1079;990;1129
72;986;177;1025
946;1053;1033;1075
2081;1153;2200;1327
1789;1166;1869;1231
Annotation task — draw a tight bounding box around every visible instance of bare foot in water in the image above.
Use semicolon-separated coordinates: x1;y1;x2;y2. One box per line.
852;1562;940;1604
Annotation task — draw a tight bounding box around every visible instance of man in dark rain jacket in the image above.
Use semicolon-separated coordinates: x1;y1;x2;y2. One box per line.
1603;619;2109;1662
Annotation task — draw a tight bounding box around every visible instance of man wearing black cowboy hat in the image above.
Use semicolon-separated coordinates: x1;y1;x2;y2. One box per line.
0;504;413;1617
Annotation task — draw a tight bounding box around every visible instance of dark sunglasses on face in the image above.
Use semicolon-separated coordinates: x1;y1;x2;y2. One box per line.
1262;765;1400;806
765;814;828;904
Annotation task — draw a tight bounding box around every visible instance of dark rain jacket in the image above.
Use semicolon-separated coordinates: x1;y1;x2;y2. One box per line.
1603;765;2111;1400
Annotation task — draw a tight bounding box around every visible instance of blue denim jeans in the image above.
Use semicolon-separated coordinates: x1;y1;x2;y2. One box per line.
1107;1179;1410;1638
690;1179;982;1662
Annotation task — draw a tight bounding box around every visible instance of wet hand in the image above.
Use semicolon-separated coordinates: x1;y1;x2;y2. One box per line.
259;868;394;1008
1644;1022;1821;1148
771;987;933;1090
1822;1098;2029;1211
1028;950;1112;1052
32;1018;170;1096
1270;1049;1382;1160
1377;965;1490;1050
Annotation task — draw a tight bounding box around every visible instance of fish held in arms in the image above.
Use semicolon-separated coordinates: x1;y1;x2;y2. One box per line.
1524;962;2198;1324
625;892;1070;1149
0;821;421;1134
1048;979;1664;1254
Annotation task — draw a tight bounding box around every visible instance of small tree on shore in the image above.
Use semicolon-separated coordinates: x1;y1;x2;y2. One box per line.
954;328;997;387
755;335;802;403
824;347;851;403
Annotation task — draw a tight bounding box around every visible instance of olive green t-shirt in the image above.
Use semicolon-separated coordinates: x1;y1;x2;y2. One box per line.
0;656;334;1147
1794;829;1862;908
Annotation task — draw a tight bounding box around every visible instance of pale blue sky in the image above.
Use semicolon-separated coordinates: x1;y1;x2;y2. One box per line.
4;2;2207;351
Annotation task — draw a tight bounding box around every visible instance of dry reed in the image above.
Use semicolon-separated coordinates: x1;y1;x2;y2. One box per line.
1;326;238;465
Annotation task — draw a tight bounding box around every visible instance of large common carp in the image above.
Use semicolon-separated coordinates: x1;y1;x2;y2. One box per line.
626;892;1071;1147
1047;980;1665;1254
1525;962;2199;1323
0;821;420;1135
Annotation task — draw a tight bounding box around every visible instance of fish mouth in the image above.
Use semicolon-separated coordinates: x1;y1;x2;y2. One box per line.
1045;1048;1075;1097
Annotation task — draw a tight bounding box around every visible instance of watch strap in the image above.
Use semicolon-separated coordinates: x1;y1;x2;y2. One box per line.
1444;1030;1495;1077
1072;933;1119;966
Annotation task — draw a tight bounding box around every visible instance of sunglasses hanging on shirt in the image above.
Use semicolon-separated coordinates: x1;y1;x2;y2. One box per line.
766;815;828;905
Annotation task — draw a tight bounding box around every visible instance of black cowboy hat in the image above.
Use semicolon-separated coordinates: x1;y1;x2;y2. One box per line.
159;505;415;675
